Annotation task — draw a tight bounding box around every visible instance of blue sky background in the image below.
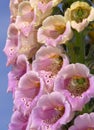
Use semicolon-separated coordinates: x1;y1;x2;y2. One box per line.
0;1;13;130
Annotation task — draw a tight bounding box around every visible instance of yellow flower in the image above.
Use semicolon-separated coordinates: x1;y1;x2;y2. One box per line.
15;1;35;34
37;15;73;46
18;1;33;17
52;0;62;6
64;1;94;32
9;0;23;22
30;0;62;7
29;0;62;27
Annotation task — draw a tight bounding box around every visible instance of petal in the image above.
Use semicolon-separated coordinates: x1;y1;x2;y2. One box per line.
38;1;52;14
7;23;18;39
8;110;28;130
74;113;92;128
69;113;94;130
3;38;18;66
57;63;90;79
71;19;88;32
18;71;40;89
7;54;31;93
18;1;32;17
18;28;40;58
88;7;94;21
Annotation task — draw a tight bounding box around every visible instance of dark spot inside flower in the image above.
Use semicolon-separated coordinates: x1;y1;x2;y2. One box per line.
21;98;25;101
15;76;19;80
10;48;13;51
49;75;51;78
67;76;89;96
9;48;15;56
48;74;53;78
26;102;30;107
47;80;49;83
28;58;32;63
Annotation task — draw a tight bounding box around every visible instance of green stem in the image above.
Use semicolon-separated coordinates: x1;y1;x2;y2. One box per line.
67;30;85;64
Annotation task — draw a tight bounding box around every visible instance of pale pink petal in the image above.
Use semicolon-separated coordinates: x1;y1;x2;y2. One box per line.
7;54;31;93
8;110;28;130
3;38;18;66
69;113;94;130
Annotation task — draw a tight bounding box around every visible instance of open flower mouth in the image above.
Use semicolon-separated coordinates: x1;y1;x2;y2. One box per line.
18;2;33;16
66;76;89;96
55;24;66;35
48;54;63;75
44;23;66;39
43;105;65;124
71;7;90;23
51;55;63;74
18;1;34;22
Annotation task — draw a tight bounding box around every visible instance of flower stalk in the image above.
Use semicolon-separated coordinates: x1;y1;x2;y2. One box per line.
67;30;86;64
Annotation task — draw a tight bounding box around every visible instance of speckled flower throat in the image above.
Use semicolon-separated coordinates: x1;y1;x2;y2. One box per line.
67;76;89;96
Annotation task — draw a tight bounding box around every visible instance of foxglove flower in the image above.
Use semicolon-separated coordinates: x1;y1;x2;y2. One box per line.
3;23;18;66
30;0;62;26
7;54;31;93
8;110;28;130
54;63;94;111
15;1;36;36
34;4;52;27
32;46;69;92
30;0;62;8
27;92;73;130
38;15;73;46
4;22;40;65
14;71;44;115
18;27;41;59
32;46;69;74
69;113;94;130
64;1;94;32
9;0;24;23
15;1;41;58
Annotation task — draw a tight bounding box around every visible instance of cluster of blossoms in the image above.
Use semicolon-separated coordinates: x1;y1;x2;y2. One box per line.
4;0;94;130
